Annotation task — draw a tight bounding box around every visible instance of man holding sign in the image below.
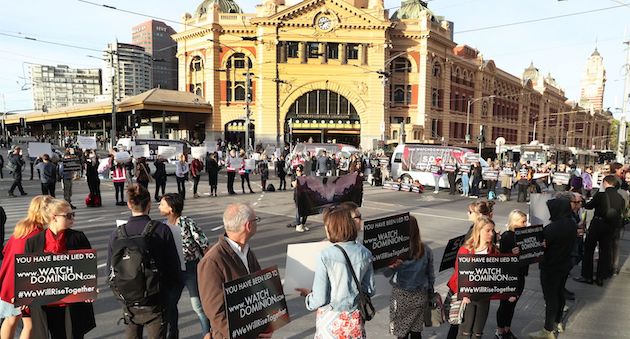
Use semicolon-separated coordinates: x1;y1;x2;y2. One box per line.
198;203;272;339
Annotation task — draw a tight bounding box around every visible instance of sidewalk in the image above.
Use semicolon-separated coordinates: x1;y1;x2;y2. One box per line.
275;229;630;339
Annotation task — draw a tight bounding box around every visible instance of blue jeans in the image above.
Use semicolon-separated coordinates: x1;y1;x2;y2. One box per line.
461;174;470;196
184;259;211;335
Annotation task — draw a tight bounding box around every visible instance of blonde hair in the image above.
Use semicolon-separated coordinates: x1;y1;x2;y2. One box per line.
506;210;527;232
13;195;53;238
44;199;72;224
465;216;496;251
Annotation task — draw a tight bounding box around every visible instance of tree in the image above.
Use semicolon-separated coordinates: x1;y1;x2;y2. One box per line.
609;119;630;152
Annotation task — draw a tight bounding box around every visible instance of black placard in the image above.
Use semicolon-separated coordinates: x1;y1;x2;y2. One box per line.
444;164;456;173
439;234;467;272
62;157;82;172
14;249;98;306
457;254;520;299
482;170;499;181
459;164;471;173
362;213;411;270
224;266;290;339
514;225;545;265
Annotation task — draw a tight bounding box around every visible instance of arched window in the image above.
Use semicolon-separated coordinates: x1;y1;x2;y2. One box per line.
392;57;412;73
432;63;441;78
286;90;358;119
225;53;254;103
190;56;204;72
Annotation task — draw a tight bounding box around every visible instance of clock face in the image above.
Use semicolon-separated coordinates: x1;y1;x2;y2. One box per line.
317;16;333;31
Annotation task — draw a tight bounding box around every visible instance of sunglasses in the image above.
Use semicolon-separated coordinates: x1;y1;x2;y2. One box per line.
56;212;75;220
249;216;261;223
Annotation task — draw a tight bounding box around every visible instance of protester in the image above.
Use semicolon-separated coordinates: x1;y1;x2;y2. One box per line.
107;184;182;338
460;163;471;197
112;160;127;206
486;161;499;199
190;155;204;198
59;152;77;209
0;195;52;339
383;216;434;339
470;161;482;198
85;150;101;206
575;175;625;286
153;156;167;202
517;163;530;202
276;155;287;191
0;152;4;179
7;147;27;197
159;193;211;338
500;163;514;201
206;152;219;197
495;210;528;339
258;158;269;191
135;157;151;190
198;203;271;339
25;198;96;339
35;153;57;197
528;198;577;339
239;152;255;194
316;150;329;176
445;159;458;195
296;205;375;338
175;153;190;200
447;216;498;339
431;159;442;194
226;149;238;195
289;164;309;232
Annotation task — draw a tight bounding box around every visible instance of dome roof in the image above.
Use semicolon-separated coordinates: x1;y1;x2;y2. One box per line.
391;0;434;20
195;0;243;16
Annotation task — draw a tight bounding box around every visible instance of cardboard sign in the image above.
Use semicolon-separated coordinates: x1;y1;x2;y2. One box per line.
191;147;206;160
362;213;411;270
62;157;82;172
430;165;441;174
14;249;98;306
245;159;256;171
114;151;131;163
457;254;520;299
27;142;52;158
228;157;243;170
77;136;97;150
131;145;150;158
444;164;456;173
529;193;553;226
283;241;332;295
459;164;471;174
552;172;570;185
157;146;178;160
439;234;467;272
464;154;479;165
482;170;499;181
224;266;290;339
514;225;545;265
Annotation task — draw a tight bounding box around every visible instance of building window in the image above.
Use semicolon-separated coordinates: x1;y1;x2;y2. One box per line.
327;43;339;59
287;42;299;58
226;53;253;103
227;53;252;69
392;85;412;105
286;90;358;118
432;88;439;107
226;81;246;102
393;57;411;73
190;56;203;72
347;44;359;60
433;63;441;78
307;42;320;58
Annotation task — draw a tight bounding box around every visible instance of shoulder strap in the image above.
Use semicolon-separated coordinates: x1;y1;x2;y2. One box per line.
117;223;129;239
141;220;159;237
334;244;363;293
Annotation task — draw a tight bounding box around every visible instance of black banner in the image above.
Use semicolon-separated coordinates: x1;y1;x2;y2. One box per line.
362;213;411;270
295;172;363;217
224;266;290;339
457;254;520;299
62;157;82;172
14;249;97;306
439;234;467;272
459;164;471;174
444;164;456;173
482;170;499;181
514;225;545;265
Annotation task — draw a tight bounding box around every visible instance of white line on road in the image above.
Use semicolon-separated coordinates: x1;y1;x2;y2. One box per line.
97;263;106;268
410;211;468;222
211;226;223;231
88;217;105;222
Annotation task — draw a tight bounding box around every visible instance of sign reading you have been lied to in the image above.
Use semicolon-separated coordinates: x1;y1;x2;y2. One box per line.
224;265;290;339
14;249;98;306
362;212;410;270
457;254;520;299
514;225;545;265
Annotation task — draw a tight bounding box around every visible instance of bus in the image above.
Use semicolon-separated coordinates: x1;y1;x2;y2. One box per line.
520;143;573;166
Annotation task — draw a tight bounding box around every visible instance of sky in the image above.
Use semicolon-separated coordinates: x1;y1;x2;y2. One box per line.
1;0;629;118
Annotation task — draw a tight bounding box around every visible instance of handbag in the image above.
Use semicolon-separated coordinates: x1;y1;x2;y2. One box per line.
424;292;445;327
334;244;375;322
443;290;466;325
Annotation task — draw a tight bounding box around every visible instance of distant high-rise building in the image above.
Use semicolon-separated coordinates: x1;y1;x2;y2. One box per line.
579;48;606;111
132;20;178;90
103;42;153;98
31;64;102;110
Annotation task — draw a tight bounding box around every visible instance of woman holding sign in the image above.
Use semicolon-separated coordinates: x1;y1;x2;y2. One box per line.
0;195;52;339
383;216;434;339
25;199;96;339
296;207;375;339
447;216;498;339
495;210;528;339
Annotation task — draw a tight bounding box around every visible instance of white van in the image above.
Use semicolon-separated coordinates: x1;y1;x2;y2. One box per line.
390;144;487;191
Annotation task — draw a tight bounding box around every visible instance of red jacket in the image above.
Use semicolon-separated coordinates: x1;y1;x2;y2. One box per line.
447;245;498;293
0;229;42;303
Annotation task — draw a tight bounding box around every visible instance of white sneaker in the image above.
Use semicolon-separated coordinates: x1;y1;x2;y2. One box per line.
295;224;305;232
556;323;564;333
303;224;310;231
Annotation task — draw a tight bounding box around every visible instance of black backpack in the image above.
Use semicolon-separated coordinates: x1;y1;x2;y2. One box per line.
108;221;161;307
266;183;276;192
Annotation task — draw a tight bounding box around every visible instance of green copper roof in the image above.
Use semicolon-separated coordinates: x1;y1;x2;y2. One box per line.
195;0;243;16
391;0;432;20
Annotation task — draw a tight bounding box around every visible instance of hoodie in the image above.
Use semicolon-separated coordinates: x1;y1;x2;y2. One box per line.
539;198;577;273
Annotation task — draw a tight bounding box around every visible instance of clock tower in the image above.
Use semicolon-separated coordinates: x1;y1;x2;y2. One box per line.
579;48;606;111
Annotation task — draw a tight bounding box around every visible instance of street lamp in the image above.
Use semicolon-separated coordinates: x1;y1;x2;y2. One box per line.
466;95;495;144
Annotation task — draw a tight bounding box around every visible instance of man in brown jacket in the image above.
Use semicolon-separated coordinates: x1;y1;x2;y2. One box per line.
197;203;272;339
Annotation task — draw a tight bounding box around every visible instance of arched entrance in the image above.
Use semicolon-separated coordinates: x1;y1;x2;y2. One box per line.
285;90;360;146
224;120;254;147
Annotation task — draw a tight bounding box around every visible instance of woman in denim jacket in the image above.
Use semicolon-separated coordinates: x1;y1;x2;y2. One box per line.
296;207;375;339
383;216;434;339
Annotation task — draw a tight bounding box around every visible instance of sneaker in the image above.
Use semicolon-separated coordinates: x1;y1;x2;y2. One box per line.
495;331;505;339
20;192;28;196
70;204;77;210
295;224;306;232
556;323;564;333
505;331;518;339
303;224;310;231
8;192;16;198
528;329;554;339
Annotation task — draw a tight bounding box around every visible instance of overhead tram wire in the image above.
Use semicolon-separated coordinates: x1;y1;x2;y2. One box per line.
0;32;102;53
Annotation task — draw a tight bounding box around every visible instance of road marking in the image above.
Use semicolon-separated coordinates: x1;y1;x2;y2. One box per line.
410;211;468;221
211;226;223;231
88;216;105;222
97;263;106;268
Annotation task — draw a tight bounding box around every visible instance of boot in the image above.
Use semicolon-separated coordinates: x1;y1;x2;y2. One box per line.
528;329;554;339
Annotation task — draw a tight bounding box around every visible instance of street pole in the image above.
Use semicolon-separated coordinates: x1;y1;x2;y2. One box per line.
245;60;252;155
617;39;630;162
109;47;118;150
466;99;472;144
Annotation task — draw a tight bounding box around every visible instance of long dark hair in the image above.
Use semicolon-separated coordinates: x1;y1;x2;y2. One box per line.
409;216;425;260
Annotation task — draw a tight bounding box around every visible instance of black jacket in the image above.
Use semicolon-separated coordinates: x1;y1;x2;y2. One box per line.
584;187;625;230
9;154;24;180
540;198;577;273
25;229;96;338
